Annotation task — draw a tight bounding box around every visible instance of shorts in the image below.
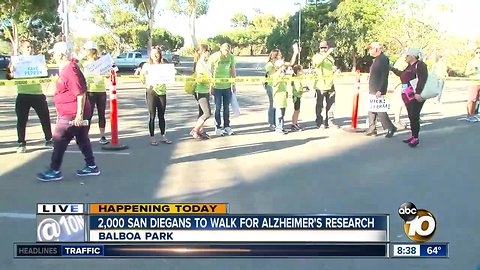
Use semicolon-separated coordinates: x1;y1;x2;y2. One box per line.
468;85;480;102
293;96;301;111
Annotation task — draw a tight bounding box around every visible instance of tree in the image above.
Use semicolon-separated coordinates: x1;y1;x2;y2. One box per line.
168;0;210;49
126;0;160;51
231;13;248;28
0;0;59;55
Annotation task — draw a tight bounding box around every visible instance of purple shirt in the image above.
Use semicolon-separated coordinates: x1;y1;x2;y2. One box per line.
53;59;91;118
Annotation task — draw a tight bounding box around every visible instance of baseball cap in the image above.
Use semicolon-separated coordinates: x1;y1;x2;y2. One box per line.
368;42;383;49
48;42;68;55
83;41;97;50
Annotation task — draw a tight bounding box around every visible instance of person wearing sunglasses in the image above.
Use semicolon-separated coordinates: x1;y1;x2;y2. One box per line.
8;39;53;153
464;47;480;122
312;40;338;129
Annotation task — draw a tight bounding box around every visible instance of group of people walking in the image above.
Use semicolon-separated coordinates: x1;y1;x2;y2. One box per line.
6;38;480;181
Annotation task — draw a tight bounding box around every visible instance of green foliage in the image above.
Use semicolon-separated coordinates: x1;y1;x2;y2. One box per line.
231;13;248;28
168;0;210;17
0;0;60;55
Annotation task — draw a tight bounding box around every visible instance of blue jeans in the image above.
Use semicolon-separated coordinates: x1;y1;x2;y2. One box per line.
275;108;286;132
213;88;232;128
264;85;275;126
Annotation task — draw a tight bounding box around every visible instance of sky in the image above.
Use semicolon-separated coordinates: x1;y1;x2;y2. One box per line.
71;0;480;45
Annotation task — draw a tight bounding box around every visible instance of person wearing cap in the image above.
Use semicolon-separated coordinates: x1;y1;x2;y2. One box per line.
312;40;338;129
390;48;428;147
464;47;480;122
208;43;237;136
80;41;109;145
8;39;53;153
37;42;100;182
366;42;397;138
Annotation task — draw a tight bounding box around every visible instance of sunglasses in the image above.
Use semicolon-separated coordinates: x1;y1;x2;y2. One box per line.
476;51;480;54
320;47;328;49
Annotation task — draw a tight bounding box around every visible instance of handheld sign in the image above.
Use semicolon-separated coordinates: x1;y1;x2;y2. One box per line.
145;64;176;85
83;54;114;75
368;94;390;112
11;55;48;78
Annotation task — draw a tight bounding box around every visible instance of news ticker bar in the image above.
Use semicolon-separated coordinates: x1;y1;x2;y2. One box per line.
36;213;389;243
15;243;388;258
37;203;229;214
391;243;449;258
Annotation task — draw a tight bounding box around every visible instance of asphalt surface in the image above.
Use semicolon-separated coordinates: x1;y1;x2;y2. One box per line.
0;55;478;269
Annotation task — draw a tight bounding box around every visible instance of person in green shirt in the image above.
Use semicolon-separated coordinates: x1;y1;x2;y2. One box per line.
9;39;52;153
264;49;281;130
190;44;212;140
140;46;172;145
81;41;109;145
208;43;236;136
290;64;310;131
272;43;299;134
312;40;338;129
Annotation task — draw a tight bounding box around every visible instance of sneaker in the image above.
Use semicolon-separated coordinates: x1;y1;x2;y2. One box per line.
45;140;53;148
16;143;26;153
295;124;304;131
99;137;110;145
276;129;288;135
268;125;276;131
408;137;419;147
466;116;480;123
290;125;300;132
199;131;210;140
224;127;235;135
37;169;63;182
402;136;414;143
215;127;225;136
76;166;101;177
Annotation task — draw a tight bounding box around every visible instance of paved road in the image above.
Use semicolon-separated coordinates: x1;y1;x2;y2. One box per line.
0;56;478;269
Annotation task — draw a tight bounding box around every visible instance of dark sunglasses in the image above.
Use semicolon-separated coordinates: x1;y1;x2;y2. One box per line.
320;47;328;49
476;51;480;54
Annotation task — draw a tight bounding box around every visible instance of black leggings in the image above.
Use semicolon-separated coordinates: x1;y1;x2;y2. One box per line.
146;88;167;136
195;93;211;121
405;98;425;138
87;92;107;129
16;94;52;144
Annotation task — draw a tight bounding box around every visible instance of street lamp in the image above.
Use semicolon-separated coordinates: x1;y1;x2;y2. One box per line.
294;2;301;65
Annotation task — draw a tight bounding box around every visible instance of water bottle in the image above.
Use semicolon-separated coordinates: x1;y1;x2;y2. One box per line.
68;120;89;126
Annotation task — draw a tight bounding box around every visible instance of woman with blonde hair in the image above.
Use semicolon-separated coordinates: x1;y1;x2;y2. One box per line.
140;46;172;145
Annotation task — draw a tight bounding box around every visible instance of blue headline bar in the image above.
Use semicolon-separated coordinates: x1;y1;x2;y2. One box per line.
88;215;387;230
420;244;448;257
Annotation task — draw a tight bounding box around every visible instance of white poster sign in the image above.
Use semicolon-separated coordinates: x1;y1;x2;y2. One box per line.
83;54;114;75
11;55;48;78
368;94;390;112
145;64;176;85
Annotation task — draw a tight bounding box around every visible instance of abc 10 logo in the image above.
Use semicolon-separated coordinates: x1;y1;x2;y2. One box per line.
398;202;436;242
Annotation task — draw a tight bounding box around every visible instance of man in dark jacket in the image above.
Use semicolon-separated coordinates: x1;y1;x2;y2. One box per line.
366;42;396;137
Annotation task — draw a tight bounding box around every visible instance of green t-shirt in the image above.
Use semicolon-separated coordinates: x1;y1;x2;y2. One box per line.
265;62;275;87
312;53;335;91
81;59;107;92
208;52;235;89
272;71;288;109
140;63;167;95
195;60;211;94
17;84;43;95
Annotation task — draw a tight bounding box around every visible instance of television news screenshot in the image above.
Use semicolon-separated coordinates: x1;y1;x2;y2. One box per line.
1;0;478;269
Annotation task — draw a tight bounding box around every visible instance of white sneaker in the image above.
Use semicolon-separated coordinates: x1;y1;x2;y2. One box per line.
224;127;235;135
215;127;225;136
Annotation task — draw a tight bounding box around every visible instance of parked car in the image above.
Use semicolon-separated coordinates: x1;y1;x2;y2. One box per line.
114;51;148;70
172;51;180;66
0;54;10;70
134;49;175;64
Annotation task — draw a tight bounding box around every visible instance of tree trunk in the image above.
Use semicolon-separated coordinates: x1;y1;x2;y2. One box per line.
351;51;357;72
148;14;154;51
189;5;198;49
